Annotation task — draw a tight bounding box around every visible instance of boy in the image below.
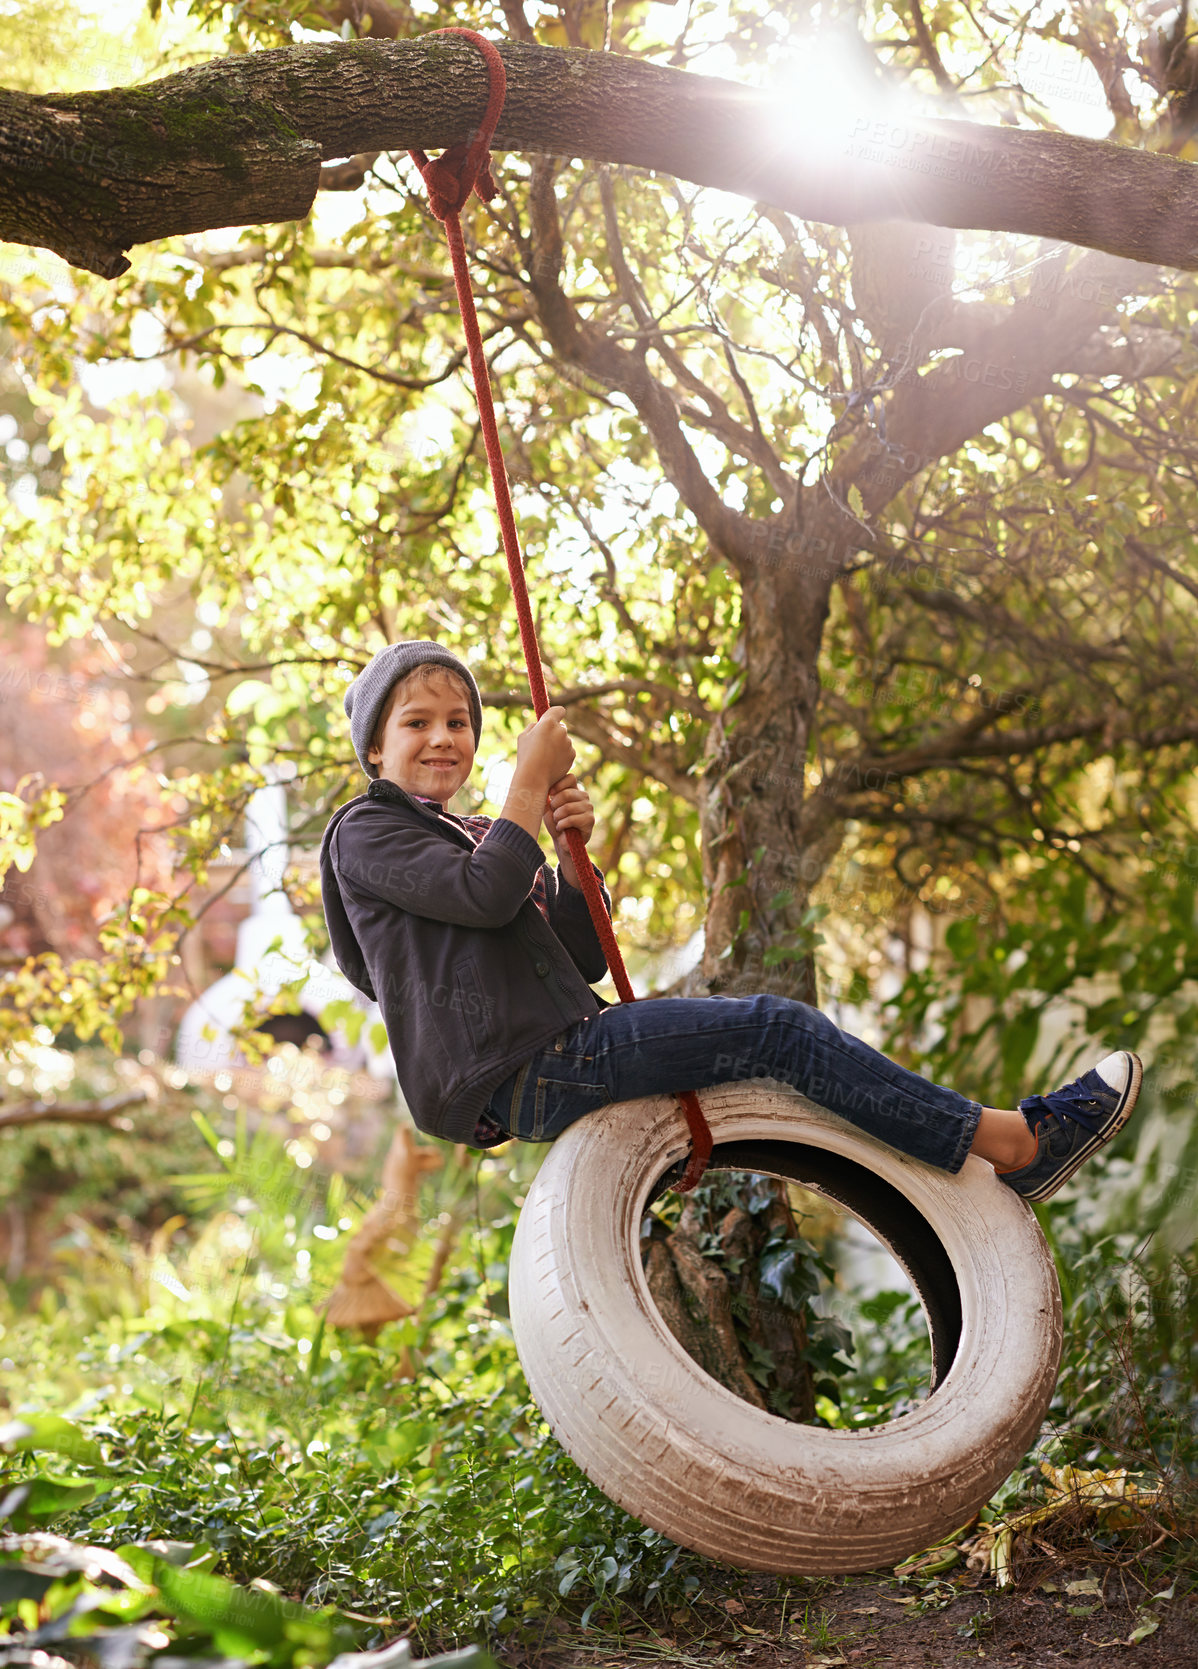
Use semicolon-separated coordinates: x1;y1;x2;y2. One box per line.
320;641;1143;1200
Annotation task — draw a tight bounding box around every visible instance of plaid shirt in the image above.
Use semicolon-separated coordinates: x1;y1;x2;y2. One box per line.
411;795;552;1146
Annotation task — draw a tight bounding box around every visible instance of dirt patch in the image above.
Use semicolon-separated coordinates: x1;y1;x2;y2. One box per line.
509;1553;1195;1669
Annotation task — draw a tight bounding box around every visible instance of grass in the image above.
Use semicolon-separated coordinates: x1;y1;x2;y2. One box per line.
1;1050;1194;1663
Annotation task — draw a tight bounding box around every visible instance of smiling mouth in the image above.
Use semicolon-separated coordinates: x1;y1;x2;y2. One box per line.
423;760;456;767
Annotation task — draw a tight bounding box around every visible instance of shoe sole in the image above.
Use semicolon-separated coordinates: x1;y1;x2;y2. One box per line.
1020;1051;1143;1203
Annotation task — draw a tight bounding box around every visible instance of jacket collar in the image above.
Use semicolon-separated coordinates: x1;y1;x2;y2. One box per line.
367;777;443;815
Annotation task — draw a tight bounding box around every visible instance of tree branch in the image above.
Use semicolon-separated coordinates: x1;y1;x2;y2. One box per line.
851;711;1198;782
596;170;792;495
181;238;451;281
906;0;955;94
0;1091;148;1130
318;151;381;190
5;39;1198;279
1123;533;1198;606
838;250;1170;510
486;674;709;720
524;154;750;558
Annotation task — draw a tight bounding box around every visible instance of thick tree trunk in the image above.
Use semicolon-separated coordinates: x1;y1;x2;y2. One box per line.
687;483;878;1004
643;1211;770;1410
4;39;1198;278
643;1188;817;1422
698;562;832;1004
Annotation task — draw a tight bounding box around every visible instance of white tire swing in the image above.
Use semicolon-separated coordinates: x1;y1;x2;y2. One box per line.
509;1082;1062;1575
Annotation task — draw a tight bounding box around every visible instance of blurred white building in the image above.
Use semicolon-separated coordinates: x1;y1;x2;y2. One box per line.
174;769;396;1088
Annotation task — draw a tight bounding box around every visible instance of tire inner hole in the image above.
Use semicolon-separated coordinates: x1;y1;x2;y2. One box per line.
642;1140;963;1428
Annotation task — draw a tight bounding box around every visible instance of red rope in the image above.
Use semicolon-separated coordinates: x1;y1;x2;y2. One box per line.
409;29;712;1193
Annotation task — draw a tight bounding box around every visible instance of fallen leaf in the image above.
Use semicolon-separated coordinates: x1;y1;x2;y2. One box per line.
1086;1616;1163;1651
723;1598;745;1615
894;1544;961;1578
809;1657;848;1668
851;1605;879;1614
1066;1576;1102;1596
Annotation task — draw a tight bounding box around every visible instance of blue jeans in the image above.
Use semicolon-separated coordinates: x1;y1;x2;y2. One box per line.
480;994;982;1173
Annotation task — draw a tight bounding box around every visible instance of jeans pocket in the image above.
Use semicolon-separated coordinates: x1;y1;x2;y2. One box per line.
527;1077;611;1143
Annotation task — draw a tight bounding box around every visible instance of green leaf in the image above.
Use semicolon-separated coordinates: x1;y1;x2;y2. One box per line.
722;672;746;709
320;998;364;1044
0;1535;152;1594
0;1415;103;1466
117;1547;351;1655
857;1290;908;1326
0;1566;56;1603
945;919;977;960
5;1473;119;1526
138;1539;220;1573
758;1242;820;1308
998;1005;1041;1087
188;1108;226;1160
226;678;272;716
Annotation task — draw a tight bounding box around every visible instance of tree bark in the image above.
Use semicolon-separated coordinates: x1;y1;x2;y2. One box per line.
3;38;1198;279
643;1212;769;1410
697;560;832;1004
642;1190;817;1422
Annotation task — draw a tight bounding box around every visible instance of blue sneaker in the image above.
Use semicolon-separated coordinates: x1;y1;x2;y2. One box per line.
998;1051;1143;1203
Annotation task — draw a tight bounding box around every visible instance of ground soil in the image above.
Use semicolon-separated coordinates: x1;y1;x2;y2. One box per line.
508;1549;1196;1669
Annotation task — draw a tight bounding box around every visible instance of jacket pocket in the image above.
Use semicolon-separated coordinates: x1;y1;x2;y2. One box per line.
453;957;496;1052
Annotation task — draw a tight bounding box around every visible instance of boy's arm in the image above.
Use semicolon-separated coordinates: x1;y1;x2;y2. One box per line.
334;749;563;927
333;806;547;928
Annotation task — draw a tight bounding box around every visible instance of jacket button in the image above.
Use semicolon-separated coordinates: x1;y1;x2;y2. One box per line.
535;960;550;976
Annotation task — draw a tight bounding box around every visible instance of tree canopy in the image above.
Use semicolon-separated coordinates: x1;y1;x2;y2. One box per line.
2;0;1197;1205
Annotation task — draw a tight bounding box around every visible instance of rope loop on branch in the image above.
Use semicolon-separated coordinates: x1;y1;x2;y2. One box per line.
408;28;505;218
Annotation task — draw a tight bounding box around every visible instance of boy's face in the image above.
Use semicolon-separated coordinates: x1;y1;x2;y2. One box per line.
368;671;477;802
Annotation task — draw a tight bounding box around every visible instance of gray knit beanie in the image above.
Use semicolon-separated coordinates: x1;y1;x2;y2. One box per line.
344;641;484;779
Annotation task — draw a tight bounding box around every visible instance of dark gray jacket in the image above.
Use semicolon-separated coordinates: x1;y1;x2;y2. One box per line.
319;777;613;1144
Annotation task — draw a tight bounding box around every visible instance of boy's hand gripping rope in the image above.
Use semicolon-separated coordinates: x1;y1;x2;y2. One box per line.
409;28;712;1192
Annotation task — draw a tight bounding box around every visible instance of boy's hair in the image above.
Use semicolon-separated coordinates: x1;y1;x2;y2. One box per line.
369;663;475;760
